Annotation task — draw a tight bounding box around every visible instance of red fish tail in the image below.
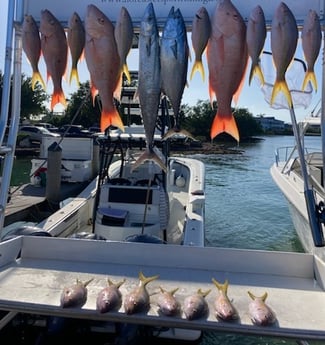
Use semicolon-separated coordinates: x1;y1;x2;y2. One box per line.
210;112;240;143
51;88;67;110
100;108;124;132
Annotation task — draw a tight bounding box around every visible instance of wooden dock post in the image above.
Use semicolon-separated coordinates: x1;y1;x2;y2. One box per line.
46;142;62;206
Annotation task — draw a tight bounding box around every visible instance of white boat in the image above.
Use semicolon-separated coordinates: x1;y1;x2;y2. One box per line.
270;113;325;259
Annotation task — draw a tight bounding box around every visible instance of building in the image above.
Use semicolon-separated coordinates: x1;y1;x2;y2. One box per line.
255;116;285;132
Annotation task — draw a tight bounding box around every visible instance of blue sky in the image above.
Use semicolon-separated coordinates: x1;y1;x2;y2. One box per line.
0;1;322;124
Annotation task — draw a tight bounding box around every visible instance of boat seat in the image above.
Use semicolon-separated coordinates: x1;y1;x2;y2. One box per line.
97;207;129;226
109;178;132;185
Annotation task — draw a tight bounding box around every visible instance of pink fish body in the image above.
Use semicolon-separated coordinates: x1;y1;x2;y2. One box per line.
157;287;180;316
96;278;125;313
190;6;211;82
246;5;266;86
207;0;248;142
270;2;298;108
40;9;68;110
84;4;123;132
22;15;45;91
301;9;322;92
67;12;85;86
248;291;276;326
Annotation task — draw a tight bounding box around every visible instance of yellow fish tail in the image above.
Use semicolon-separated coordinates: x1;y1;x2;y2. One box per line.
212;278;229;294
139;271;160;286
302;70;317;92
190;60;205;82
122;63;131;84
270;79;293;108
249;64;264;86
69;67;80;86
32;71;46;91
210;112;240;143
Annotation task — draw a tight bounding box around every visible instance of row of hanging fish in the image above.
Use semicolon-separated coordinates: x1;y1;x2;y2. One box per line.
60;272;276;326
22;0;322;145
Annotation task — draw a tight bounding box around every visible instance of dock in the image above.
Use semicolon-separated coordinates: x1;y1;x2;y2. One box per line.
0;236;324;341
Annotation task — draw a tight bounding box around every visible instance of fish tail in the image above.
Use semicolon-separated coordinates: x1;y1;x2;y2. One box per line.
69;67;80;86
249;63;265;86
100;108;124;132
190;60;205;82
162;128;196;141
139;271;159;287
212;278;229;294
302;70;317;92
197;288;211;298
84;278;94;287
270;79;293;108
51;88;67;110
247;291;268;301
210;112;240;143
131;148;167;173
122;63;131;84
32;71;46;91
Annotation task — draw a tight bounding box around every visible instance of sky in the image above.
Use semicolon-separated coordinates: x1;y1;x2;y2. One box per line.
0;1;322;125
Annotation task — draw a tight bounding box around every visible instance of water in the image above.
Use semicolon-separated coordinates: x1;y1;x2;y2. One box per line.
11;136;323;345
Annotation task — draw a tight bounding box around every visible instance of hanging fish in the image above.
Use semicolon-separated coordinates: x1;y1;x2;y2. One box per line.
67;12;85;87
212;278;238;321
270;2;298;108
84;4;123;132
123;271;159;315
248;291;276;326
190;6;211;82
301;9;322;92
22;14;46;91
183;288;210;320
40;9;68;110
60;278;93;308
207;0;248;142
96;278;125;313
246;5;267;86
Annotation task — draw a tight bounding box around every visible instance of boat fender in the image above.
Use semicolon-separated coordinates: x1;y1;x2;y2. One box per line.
175;175;186;188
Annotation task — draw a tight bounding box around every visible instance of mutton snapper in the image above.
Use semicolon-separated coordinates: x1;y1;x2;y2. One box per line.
22;15;46;91
96;278;125;313
123;271;159;315
270;2;298;108
40;9;68;110
84;4;124;132
248;291;276;326
212;278;238;321
246;5;266;86
60;278;93;308
190;6;211;82
133;3;166;172
207;0;248;143
161;7;193;140
301;9;322;92
67;12;85;86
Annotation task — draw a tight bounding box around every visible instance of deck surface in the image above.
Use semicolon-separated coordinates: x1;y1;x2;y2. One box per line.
0;236;324;340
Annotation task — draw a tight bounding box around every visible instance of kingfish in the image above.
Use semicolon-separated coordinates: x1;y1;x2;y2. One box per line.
40;9;68;110
207;0;248;142
301;9;322;92
161;7;193;140
115;6;134;85
270;2;298;108
60;278;93;308
157;286;180;316
248;291;276;326
123;271;159;315
84;4;123;132
183;288;210;320
133;3;166;172
67;12;85;86
190;6;211;82
246;5;266;86
96;278;125;313
22;15;46;91
212;278;238;321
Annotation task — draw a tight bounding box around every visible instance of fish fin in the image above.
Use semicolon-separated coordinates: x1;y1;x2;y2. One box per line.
270;79;293;108
69;67;80;86
91;84;98;106
114;73;123;102
190;60;205;82
100;108;124;132
171;40;178;59
249;63;264;86
210;112;240;143
131;148;167;173
233;58;248;105
212;278;229;294
51;88;67;110
139;271;159;287
32;71;46;91
162;128;196;141
302;70;317;92
122;63;131;84
208;84;216;107
261;292;268;302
